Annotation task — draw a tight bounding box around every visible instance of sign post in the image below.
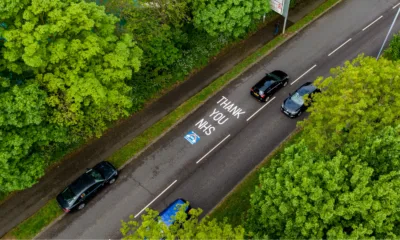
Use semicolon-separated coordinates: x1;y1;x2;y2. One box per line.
270;0;291;34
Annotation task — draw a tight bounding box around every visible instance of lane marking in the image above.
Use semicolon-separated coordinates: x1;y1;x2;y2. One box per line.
290;64;317;86
246;97;276;121
393;2;400;9
196;134;231;164
134;180;178;218
362;16;383;31
328;38;352;57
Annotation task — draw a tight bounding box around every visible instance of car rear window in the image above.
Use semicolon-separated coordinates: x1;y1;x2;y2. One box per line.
255;77;275;92
61;187;77;204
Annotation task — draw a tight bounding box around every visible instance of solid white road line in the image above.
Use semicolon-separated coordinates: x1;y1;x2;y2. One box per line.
362;16;383;31
246;97;276;122
393;2;400;9
290;64;317;86
328;38;352;56
134;180;178;218
196;134;231;164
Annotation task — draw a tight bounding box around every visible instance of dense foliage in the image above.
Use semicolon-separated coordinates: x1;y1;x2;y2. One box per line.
120;207;245;239
0;0;142;192
384;32;400;60
247;127;400;238
299;55;400;154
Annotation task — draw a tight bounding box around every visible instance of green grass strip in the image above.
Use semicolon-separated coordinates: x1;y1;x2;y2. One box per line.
107;0;341;169
5;199;62;240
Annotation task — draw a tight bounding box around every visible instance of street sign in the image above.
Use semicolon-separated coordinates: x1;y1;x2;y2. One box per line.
270;0;285;15
184;131;200;145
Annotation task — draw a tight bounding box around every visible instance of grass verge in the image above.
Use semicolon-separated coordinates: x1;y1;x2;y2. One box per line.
207;0;342;226
1;0;341;238
3;200;62;240
107;0;341;168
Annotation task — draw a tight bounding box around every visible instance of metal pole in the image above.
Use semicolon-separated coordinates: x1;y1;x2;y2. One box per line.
377;6;400;60
282;0;291;34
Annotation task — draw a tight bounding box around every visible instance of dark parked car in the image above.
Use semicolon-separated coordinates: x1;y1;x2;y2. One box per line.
56;161;118;212
159;199;191;227
281;82;320;118
250;70;289;102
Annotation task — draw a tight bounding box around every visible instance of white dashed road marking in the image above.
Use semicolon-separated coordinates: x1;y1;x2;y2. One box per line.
290;64;317;86
362;16;383;31
246;97;276;122
134;180;178;218
196;134;231;164
328;38;352;57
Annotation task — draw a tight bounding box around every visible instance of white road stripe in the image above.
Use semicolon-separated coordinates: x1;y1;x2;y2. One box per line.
196;134;231;164
246;97;276;121
393;2;400;9
362;16;383;31
290;64;317;86
134;180;178;218
328;38;352;56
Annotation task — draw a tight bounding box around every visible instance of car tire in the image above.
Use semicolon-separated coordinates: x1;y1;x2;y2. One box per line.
109;178;116;184
298;111;302;117
78;203;85;210
283;81;288;87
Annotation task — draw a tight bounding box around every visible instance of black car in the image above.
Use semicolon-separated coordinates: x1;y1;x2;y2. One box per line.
56;161;118;212
250;70;289;102
281;82;320;118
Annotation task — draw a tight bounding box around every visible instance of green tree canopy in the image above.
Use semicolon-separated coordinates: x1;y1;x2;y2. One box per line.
384;32;400;60
189;0;271;37
299;55;400;154
121;207;245;239
247;130;400;238
0;0;142;192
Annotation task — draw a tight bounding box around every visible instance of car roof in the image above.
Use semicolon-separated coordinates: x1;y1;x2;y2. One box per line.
297;82;316;94
159;199;188;227
69;172;96;195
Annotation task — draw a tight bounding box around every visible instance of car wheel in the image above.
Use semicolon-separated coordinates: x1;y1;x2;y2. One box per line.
298;111;302;117
109;178;116;184
78;203;85;210
283;81;288;87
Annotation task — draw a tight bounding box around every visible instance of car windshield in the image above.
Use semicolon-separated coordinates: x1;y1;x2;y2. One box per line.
290;92;304;105
61;187;77;204
88;169;104;181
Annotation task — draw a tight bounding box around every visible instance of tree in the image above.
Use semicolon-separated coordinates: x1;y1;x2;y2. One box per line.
0;0;142;192
1;0;142;138
189;0;271;37
246;132;400;239
102;0;189;78
120;207;245;239
384;32;400;60
299;55;400;154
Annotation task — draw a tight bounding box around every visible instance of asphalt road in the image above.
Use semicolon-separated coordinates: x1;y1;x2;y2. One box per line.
37;0;400;238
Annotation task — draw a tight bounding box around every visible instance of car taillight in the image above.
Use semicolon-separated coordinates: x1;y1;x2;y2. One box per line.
251;88;253;91
261;94;265;98
63;208;70;213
